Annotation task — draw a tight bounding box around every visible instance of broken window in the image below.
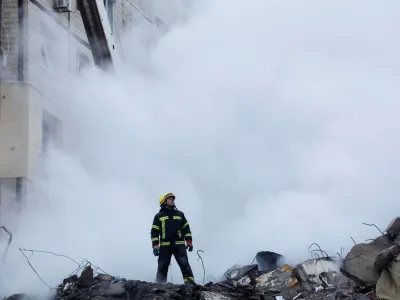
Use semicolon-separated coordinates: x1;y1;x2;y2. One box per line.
42;110;61;156
0;48;6;80
40;21;60;72
0;180;2;209
104;0;116;34
0;178;26;212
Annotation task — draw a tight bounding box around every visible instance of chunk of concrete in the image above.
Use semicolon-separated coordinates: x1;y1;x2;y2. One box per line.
95;273;115;282
77;265;93;287
90;281;126;297
294;257;341;291
200;291;233;300
221;264;259;282
386;217;400;239
340;238;391;287
238;264;298;299
62;274;78;285
256;265;293;289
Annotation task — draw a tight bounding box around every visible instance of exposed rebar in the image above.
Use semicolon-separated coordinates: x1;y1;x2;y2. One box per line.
308;243;329;258
18;247;55;290
17;247;111;291
0;225;12;262
362;223;384;235
197;249;205;285
19;248;80;265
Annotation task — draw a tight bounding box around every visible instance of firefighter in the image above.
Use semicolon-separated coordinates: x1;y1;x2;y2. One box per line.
151;192;195;284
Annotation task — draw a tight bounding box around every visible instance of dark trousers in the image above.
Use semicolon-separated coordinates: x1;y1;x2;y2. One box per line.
156;245;194;283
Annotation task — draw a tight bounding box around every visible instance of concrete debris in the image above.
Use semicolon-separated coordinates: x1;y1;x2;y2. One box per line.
199;291;232;300
341;217;400;288
386;217;400;239
3;255;375;300
238;264;298;299
220;263;260;282
293;257;341;291
52;275;285;300
6;217;400;300
340;217;400;300
340;236;389;286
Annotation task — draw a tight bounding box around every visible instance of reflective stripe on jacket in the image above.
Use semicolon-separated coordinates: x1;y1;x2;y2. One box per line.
151;206;192;247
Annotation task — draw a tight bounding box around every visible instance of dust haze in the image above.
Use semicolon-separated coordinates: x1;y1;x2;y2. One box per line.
1;0;400;297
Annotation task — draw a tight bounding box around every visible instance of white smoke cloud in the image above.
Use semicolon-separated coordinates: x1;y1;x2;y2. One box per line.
1;0;400;296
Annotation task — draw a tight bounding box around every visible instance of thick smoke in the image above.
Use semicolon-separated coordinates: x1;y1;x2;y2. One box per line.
1;0;400;296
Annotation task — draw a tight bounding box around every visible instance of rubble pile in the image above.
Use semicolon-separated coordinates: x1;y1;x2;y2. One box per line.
341;217;400;300
2;217;400;300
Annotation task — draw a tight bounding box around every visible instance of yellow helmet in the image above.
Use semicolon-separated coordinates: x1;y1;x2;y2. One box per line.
159;192;175;206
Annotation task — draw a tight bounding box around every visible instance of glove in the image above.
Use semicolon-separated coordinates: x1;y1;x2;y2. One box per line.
153;245;160;256
186;240;193;252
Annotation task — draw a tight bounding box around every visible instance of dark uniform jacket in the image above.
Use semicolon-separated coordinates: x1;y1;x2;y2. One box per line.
151;206;192;247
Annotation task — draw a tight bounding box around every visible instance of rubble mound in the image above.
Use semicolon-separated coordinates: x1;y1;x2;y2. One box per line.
3;217;400;300
1;257;371;300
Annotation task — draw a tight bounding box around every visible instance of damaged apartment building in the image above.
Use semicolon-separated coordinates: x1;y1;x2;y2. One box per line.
0;0;182;213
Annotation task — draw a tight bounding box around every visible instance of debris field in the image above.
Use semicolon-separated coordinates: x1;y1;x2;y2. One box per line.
2;217;400;300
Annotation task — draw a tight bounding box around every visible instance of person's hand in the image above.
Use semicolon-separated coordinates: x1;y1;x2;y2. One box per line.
186;241;193;252
153;245;160;256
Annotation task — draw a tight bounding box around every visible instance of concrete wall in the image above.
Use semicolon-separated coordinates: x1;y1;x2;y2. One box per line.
0;83;29;179
0;0;99;183
0;0;163;209
0;0;28;82
0;82;63;180
131;0;194;27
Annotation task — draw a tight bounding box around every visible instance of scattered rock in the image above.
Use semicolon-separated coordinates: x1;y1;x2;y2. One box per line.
96;273;115;282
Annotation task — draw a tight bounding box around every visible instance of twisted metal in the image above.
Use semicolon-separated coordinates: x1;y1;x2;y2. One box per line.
308;243;329;259
197;249;205;285
17;247;111;291
0;226;12;262
362;223;384;235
